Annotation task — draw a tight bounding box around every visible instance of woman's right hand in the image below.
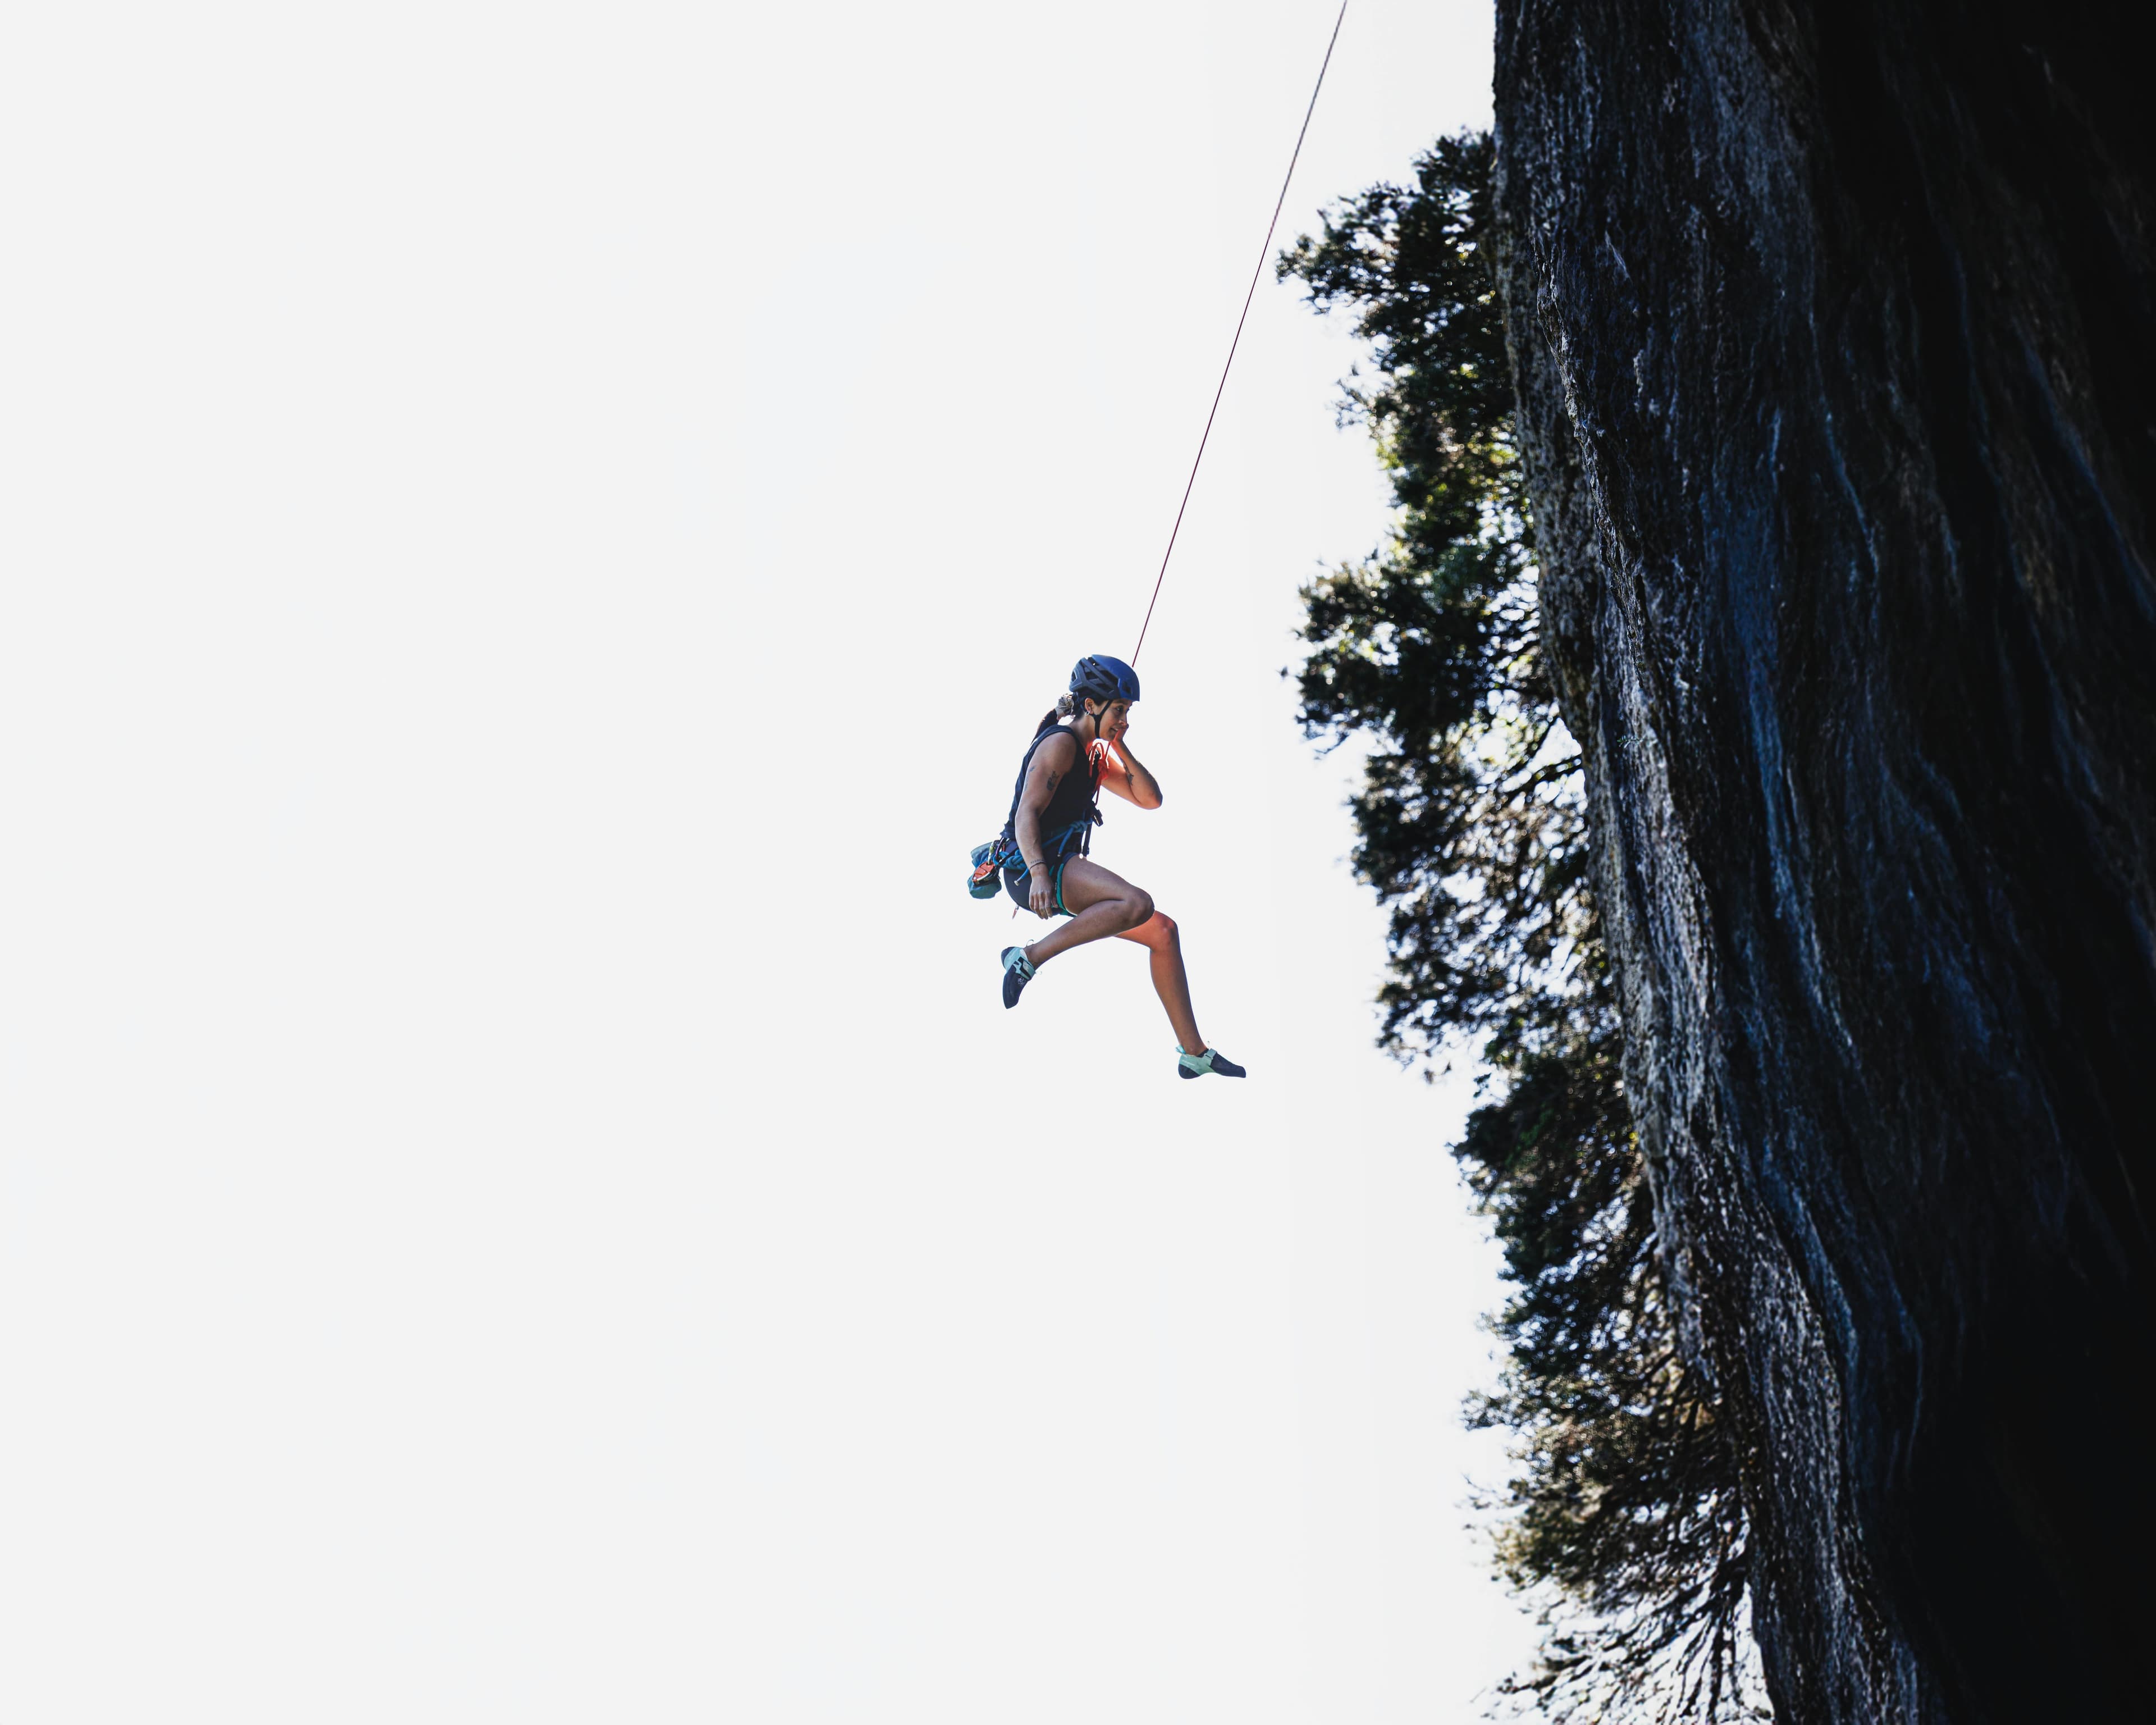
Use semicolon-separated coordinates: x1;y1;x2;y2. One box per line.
1029;869;1056;919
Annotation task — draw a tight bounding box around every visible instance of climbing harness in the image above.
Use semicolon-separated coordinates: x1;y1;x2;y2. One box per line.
1129;0;1349;665
964;709;1107;905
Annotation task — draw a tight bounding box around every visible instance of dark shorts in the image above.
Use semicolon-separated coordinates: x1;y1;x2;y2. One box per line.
1003;851;1076;916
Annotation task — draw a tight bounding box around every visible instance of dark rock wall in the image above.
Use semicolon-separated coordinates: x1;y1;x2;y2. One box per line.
1493;5;2156;1722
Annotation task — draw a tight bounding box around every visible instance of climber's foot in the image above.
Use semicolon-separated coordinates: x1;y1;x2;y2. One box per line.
1001;946;1036;1009
1176;1047;1246;1079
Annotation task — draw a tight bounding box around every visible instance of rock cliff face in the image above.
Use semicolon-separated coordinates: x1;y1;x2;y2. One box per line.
1493;6;2156;1722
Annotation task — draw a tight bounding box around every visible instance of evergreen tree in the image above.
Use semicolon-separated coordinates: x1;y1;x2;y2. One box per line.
1279;133;1764;1723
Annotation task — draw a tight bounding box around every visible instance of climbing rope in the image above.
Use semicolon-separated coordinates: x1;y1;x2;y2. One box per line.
1129;0;1349;665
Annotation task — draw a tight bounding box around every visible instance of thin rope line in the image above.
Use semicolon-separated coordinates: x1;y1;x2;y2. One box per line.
1130;0;1348;665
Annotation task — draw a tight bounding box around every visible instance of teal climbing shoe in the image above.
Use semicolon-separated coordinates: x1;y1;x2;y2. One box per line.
1176;1046;1246;1079
1001;946;1036;1009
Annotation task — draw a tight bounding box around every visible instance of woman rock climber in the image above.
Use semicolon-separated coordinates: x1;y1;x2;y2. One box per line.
995;655;1245;1080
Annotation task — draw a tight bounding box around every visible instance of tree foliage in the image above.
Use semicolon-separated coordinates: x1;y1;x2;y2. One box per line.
1278;133;1765;1723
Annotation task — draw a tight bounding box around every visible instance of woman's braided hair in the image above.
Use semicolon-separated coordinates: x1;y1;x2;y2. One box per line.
1034;691;1081;737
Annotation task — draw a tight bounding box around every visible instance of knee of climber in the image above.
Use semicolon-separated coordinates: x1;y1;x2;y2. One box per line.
1154;912;1178;946
1123;889;1155;930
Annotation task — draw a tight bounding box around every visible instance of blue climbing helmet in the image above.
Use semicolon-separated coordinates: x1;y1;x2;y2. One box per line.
1071;654;1140;706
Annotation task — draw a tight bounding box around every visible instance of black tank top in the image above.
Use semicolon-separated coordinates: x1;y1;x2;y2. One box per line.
1001;724;1102;854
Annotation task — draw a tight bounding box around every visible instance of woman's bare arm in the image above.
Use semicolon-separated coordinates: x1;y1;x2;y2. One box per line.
1098;722;1162;809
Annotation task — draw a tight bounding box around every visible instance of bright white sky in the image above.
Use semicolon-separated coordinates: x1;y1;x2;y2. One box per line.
0;3;1538;1719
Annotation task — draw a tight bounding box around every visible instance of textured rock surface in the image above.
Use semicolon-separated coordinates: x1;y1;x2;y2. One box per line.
1493;5;2156;1721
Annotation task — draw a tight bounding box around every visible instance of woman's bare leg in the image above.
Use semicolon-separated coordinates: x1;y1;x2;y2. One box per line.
1018;860;1207;1051
1115;911;1203;1055
1022;857;1153;965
